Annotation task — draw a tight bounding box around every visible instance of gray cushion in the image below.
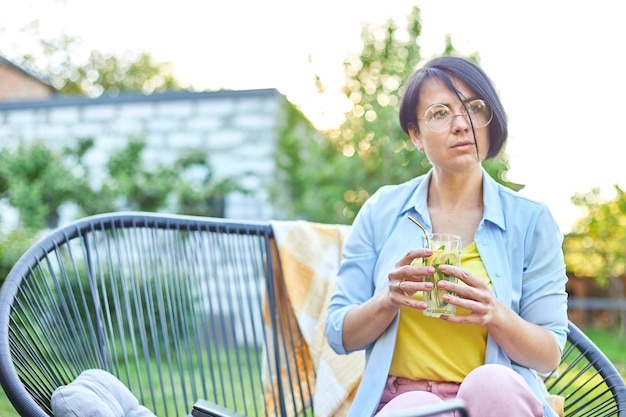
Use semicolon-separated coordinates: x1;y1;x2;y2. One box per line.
51;369;156;417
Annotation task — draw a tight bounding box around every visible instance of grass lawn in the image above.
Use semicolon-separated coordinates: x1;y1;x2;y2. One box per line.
1;327;625;417
0;391;19;417
584;326;626;377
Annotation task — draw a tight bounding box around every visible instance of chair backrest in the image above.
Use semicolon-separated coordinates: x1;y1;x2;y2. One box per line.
0;212;313;417
545;321;626;416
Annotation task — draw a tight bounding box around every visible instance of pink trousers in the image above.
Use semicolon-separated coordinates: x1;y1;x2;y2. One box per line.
375;364;544;417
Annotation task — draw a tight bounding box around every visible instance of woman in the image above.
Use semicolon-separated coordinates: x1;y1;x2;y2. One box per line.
324;56;568;417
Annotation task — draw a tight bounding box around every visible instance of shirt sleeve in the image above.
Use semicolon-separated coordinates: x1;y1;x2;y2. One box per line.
520;203;569;350
325;190;382;355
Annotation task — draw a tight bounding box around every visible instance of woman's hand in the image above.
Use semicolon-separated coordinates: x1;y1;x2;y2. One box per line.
434;264;496;324
387;248;436;310
434;264;561;372
342;247;439;351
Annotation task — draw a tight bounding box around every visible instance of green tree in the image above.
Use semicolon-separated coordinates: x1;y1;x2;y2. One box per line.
12;20;182;96
0;137;247;229
564;186;626;329
0;137;247;290
274;97;342;220
0;140;90;230
174;149;249;217
0;228;33;295
56;49;181;97
565;186;626;285
279;6;519;224
75;137;246;217
97;137;175;212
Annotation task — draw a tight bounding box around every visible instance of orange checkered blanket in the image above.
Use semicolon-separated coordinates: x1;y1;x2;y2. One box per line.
264;220;364;417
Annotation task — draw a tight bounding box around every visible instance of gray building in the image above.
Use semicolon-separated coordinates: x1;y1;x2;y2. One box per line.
0;88;293;225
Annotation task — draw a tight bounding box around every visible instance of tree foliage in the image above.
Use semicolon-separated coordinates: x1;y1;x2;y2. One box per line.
0;138;244;232
278;6;519;224
174;149;250;217
99;137;176;212
0;137;245;290
0;228;33;290
13;20;181;96
0;140;89;230
564;186;626;285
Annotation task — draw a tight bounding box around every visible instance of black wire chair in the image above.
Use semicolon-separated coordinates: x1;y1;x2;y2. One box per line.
0;212;313;417
543;321;626;416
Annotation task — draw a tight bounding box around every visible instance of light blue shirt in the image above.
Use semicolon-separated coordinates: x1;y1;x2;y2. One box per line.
324;169;569;417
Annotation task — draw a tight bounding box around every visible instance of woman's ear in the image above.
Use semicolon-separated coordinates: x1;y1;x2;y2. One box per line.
408;124;423;152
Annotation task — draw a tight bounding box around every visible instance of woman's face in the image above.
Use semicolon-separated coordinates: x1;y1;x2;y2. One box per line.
409;77;490;173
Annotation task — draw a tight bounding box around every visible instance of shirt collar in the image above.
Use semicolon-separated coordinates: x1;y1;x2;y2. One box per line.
399;168;507;232
482;169;506;230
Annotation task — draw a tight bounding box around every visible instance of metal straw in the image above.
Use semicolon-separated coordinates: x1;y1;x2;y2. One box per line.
408;215;431;248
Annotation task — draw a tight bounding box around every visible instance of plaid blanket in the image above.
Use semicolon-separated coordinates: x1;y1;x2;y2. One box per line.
265;220;365;417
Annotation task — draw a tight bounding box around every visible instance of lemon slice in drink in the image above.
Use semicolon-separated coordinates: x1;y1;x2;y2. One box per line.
411;251;459;268
431;251;460;268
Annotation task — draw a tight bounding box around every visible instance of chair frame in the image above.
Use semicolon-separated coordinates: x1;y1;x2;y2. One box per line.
544;321;626;416
0;212;313;417
1;212;625;417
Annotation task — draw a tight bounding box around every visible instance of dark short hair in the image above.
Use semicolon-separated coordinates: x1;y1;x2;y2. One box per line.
399;56;508;159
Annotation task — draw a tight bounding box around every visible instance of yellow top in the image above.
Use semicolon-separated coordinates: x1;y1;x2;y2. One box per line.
389;241;492;382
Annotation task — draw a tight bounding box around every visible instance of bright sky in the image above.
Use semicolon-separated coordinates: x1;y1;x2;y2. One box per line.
1;0;625;233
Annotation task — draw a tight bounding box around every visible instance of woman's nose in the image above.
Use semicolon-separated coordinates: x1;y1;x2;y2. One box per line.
450;112;470;131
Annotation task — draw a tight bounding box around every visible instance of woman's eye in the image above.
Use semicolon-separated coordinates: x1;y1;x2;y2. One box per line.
467;100;486;114
431;108;450;120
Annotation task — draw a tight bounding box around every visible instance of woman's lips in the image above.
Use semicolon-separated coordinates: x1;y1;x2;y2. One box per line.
452;142;475;150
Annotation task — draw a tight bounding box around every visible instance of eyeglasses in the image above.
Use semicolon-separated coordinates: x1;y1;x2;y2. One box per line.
417;99;493;132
